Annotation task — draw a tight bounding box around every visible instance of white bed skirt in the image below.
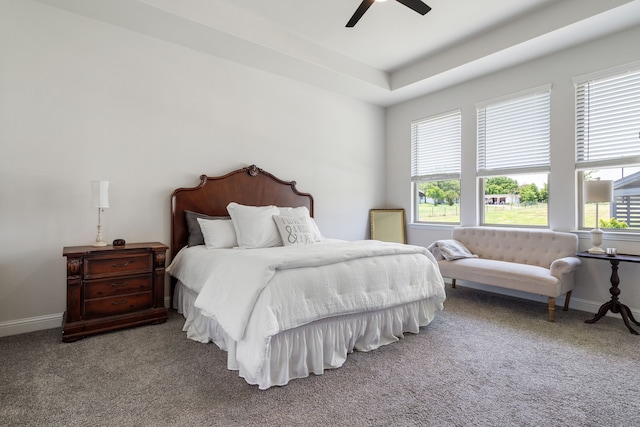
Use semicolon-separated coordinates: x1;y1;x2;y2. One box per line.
174;282;442;390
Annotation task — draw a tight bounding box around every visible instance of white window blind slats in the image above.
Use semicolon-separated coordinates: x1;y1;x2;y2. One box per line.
477;90;551;177
576;66;640;165
584;71;640;93
479;132;550;149
411;111;461;182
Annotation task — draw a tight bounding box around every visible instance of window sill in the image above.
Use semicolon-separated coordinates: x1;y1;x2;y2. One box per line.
409;223;458;231
574;229;640;243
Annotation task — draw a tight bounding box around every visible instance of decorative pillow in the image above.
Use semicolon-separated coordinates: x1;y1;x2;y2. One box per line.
226;202;282;249
435;239;478;261
278;206;324;242
196;218;237;249
272;215;315;246
185;210;230;246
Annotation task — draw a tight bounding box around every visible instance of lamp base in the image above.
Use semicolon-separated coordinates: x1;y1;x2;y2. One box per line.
588;228;604;254
93;221;106;247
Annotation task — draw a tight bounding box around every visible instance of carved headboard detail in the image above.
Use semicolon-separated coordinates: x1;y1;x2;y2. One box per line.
170;164;314;261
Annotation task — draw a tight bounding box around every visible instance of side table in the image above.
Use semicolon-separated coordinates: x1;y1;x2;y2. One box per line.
62;242;168;342
576;251;640;335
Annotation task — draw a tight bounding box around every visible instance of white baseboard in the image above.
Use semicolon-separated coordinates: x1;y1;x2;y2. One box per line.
0;298;174;338
449;280;640;319
0;313;63;338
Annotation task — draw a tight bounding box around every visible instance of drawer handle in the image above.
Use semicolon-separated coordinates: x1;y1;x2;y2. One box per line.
111;282;128;287
111;300;128;305
112;261;132;268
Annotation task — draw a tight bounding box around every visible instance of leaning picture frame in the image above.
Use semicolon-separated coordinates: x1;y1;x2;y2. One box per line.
370;209;406;244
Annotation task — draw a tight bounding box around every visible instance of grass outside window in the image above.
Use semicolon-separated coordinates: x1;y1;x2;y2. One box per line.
417;203;614;227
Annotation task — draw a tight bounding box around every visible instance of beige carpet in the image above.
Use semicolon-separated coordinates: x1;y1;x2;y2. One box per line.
1;285;639;427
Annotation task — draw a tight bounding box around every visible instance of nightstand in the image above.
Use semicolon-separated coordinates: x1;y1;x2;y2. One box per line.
62;242;168;342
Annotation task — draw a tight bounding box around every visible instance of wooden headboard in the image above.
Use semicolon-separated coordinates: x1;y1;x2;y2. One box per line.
170;164;314;261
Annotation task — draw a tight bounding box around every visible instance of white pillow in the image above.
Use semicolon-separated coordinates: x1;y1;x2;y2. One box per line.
272;215;315;246
196;218;238;249
307;218;324;241
278;206;323;242
226;202;282;248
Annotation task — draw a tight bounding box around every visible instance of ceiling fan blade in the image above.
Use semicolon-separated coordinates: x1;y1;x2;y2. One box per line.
346;0;375;27
395;0;431;15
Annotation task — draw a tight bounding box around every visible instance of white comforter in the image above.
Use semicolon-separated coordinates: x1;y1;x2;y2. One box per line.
168;239;445;342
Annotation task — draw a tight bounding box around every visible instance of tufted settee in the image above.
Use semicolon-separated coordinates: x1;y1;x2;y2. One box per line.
434;226;581;322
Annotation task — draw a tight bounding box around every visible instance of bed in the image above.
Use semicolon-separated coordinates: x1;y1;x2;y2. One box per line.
168;164;446;389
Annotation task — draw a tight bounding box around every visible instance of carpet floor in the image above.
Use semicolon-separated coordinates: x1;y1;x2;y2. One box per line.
1;285;639;427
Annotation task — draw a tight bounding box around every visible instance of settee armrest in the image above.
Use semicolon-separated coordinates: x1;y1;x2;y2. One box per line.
550;256;582;277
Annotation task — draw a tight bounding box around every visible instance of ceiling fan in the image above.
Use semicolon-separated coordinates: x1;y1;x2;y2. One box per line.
346;0;431;28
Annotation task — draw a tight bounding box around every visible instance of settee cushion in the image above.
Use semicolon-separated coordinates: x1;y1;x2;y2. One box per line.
437;258;560;296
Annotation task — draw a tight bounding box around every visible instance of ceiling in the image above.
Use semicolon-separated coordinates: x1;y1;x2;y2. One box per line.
36;0;640;106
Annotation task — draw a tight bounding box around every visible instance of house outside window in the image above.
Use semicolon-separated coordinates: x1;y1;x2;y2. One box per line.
576;62;640;231
411;110;461;223
477;86;551;227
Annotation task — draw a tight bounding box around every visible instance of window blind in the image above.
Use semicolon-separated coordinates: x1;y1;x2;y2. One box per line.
575;65;640;169
477;87;551;177
411;110;461;182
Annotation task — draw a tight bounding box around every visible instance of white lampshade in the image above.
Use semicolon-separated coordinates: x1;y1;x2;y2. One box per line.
91;180;110;208
584;180;613;203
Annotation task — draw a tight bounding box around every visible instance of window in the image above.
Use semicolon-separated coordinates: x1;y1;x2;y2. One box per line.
411;110;461;223
580;168;640;230
477;86;551;226
576;62;640;231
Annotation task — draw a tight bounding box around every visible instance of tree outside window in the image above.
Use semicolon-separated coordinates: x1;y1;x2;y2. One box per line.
482;174;548;226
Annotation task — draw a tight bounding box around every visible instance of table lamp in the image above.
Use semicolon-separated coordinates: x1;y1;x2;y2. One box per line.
91;180;109;247
584;179;613;254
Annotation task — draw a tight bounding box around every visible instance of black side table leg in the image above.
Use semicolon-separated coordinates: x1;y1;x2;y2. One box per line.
619;305;639;335
623;305;640;326
585;302;612;324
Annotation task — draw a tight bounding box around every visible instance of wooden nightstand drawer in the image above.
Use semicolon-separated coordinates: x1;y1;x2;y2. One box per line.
62;242;168;342
84;252;152;279
84;274;152;299
84;293;153;318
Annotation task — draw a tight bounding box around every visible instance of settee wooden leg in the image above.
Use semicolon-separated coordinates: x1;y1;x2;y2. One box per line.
563;291;572;311
451;278;456;289
548;297;555;322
